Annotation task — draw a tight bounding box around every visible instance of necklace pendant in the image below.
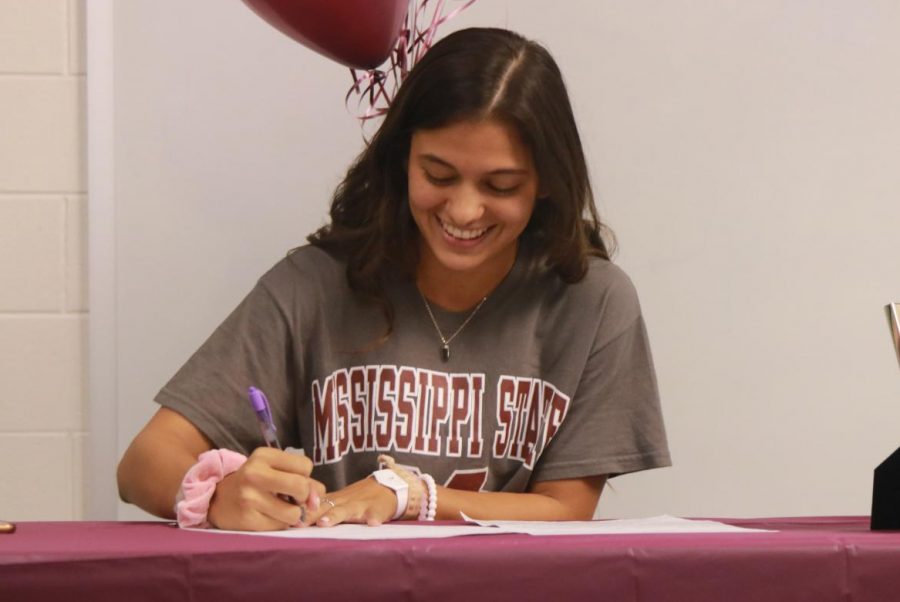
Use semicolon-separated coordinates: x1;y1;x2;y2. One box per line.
441;344;450;362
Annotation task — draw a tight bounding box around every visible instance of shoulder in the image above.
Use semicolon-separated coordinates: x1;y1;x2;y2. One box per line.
259;245;347;290
580;257;644;348
286;244;345;276
581;256;640;312
529;256;644;347
537;255;640;312
252;245;349;317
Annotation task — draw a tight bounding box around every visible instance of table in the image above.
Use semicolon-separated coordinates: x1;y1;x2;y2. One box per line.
2;517;899;601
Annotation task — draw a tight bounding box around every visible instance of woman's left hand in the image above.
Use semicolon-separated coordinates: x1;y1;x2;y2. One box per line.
303;475;398;527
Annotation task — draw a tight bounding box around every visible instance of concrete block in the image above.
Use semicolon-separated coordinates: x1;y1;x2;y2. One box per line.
0;78;85;192
65;195;87;312
0;0;67;74
0;433;73;520
0;197;64;311
0;316;86;431
68;0;85;75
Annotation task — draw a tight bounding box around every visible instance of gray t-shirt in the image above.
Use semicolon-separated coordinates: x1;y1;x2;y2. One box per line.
156;244;670;493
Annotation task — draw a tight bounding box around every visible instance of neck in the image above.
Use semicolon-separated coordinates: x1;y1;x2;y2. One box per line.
416;245;517;312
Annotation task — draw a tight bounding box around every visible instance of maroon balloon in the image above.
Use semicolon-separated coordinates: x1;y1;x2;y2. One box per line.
242;0;410;70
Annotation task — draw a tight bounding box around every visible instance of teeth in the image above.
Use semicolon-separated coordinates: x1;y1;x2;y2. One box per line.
441;220;488;240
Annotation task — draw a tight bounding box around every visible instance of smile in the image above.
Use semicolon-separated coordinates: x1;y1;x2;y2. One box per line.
437;217;491;241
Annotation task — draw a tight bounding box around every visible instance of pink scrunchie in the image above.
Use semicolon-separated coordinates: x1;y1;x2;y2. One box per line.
175;449;248;529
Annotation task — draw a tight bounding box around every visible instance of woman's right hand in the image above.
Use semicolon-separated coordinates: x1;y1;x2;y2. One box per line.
207;447;326;531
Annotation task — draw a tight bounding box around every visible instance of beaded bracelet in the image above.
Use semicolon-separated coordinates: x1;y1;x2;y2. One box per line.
418;473;437;521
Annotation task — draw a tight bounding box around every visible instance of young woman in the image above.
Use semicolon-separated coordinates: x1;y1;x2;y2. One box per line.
117;27;670;531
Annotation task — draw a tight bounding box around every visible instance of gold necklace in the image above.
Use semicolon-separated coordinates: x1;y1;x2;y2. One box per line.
419;291;488;362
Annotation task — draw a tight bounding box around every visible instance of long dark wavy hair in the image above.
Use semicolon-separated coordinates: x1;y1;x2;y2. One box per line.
308;27;614;338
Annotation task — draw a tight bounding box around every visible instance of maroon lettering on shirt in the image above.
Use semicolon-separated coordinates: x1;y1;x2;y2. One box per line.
468;374;484;457
493;376;516;457
494;375;571;469
364;366;379;449
334;369;351;458
426;371;450;456
394;366;417;452
311;377;335;464
310;366;569;472
448;374;471;457
414;369;431;453
444;468;489;492
373;366;396;449
542;381;569;446
348;366;367;452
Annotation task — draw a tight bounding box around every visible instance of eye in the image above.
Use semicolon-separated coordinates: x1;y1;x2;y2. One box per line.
424;170;457;186
485;179;523;196
486;183;520;195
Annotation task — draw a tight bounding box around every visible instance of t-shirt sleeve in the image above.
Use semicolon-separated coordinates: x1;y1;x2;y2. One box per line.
154;271;299;455
530;268;671;482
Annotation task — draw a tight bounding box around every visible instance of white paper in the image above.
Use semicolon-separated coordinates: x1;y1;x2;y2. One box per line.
463;514;773;535
189;523;504;540
189;515;771;540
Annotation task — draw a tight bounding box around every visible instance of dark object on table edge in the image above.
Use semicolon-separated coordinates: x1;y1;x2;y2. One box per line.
872;304;900;531
872;447;900;531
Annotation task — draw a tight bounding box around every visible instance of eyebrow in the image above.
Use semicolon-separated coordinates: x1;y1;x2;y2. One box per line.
419;154;529;176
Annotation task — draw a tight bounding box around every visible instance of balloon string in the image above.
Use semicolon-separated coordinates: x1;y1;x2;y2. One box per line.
412;0;477;61
345;0;479;136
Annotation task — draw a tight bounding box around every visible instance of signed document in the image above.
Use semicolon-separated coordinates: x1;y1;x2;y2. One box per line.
464;514;772;535
191;515;771;540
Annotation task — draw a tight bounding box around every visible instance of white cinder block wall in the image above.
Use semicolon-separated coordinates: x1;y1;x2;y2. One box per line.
0;0;87;520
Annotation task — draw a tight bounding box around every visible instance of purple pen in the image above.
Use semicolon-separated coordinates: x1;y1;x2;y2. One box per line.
248;386;282;449
248;386;303;518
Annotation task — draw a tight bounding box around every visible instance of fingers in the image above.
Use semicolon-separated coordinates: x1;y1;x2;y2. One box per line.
208;448;324;531
237;483;304;528
220;451;400;531
314;497;387;528
307;496;370;528
208;472;301;531
244;448;321;502
306;479;326;513
314;497;338;526
304;477;396;528
250;447;314;476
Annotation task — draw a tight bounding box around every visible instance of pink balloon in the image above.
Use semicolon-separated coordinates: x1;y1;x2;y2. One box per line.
242;0;410;70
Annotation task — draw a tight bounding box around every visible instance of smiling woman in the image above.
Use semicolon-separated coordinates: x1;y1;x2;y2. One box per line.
116;27;671;532
408;119;538;310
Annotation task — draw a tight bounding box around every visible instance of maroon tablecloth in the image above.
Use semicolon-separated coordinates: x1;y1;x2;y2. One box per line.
1;517;898;602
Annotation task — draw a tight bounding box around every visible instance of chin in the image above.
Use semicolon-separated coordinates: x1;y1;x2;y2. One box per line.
432;251;486;274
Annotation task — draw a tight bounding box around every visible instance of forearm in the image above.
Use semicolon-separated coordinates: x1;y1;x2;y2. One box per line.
117;408;213;519
434;476;606;521
117;435;199;519
435;489;578;521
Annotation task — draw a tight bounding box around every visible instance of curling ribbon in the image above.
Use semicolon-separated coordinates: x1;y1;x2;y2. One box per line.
345;0;479;134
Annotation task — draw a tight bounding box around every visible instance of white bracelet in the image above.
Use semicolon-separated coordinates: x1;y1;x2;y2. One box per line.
418;473;437;521
376;455;425;520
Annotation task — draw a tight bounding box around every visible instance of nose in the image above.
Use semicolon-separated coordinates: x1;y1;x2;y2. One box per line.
443;184;484;226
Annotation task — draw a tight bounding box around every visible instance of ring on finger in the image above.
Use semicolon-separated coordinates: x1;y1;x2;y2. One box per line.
323;498;336;510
